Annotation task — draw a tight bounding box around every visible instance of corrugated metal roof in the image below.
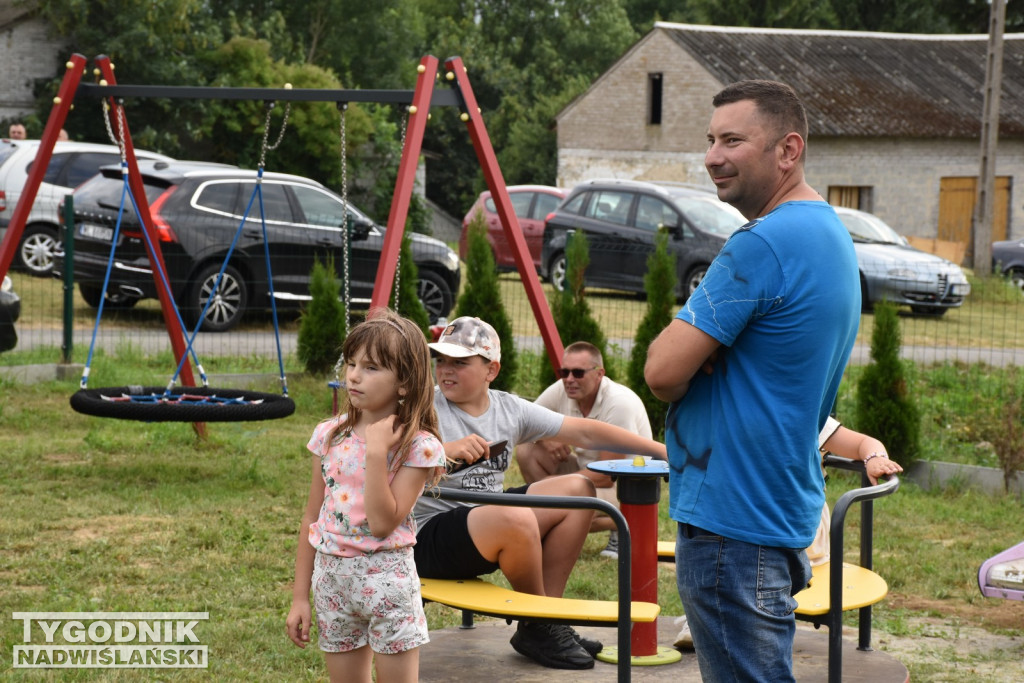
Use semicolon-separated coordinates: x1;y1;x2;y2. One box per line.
658;23;1024;138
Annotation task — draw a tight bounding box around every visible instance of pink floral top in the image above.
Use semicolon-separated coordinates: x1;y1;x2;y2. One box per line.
307;416;445;557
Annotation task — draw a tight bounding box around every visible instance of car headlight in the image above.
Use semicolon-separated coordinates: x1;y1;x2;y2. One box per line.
1;275;12;294
444;248;459;272
886;267;919;280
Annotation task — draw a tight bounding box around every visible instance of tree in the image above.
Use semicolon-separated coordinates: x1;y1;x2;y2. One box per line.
542;230;607;388
297;256;347;376
621;0;692;32
419;0;637;217
679;0;838;29
453;213;518;392
855;301;921;465
627;230;676;440
36;0;220;148
390;232;431;336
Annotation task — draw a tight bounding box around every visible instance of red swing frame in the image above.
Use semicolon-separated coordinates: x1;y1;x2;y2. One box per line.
0;54;565;377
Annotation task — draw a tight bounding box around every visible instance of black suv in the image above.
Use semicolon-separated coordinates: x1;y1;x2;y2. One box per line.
55;160;460;332
540;179;746;298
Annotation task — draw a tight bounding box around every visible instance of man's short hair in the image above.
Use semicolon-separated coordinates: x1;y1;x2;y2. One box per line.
712;80;808;149
564;341;603;367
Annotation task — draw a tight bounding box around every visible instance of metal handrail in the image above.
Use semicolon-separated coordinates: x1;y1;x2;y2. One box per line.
433;487;635;683
820;454;901;683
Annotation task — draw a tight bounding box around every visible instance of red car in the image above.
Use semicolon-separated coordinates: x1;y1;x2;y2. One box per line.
459;185;565;272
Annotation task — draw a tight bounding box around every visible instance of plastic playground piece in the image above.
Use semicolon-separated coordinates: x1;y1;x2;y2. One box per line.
978;541;1024;601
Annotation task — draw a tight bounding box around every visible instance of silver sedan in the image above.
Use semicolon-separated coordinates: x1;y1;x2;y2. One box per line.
834;207;971;317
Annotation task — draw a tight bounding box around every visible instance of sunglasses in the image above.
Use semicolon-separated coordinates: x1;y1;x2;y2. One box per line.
559;366;600;379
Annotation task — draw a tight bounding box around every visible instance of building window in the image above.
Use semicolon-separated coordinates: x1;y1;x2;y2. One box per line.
648;73;662;125
827;186;873;212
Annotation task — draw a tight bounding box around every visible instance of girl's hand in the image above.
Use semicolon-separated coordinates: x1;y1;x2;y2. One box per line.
285;600;312;648
865;455;902;485
366;414;403;457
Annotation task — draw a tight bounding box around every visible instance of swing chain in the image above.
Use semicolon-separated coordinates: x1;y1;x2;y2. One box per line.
102;98;127;164
332;101;351;387
391;108;409;311
258;101;292;170
339;102;351;342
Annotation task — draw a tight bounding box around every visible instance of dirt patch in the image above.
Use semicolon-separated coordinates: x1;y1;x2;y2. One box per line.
887;593;1022;630
873;594;1024;682
42;451;91;466
67;515;168;544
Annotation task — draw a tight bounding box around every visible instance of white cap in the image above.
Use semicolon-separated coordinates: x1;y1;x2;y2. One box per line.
428;316;501;362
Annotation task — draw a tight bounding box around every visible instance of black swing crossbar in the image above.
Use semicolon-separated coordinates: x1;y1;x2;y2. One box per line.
71;385;295;422
76;83;462;107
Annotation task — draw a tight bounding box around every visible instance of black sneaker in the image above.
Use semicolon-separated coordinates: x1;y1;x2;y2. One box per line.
569;627;603;656
510;621;595;669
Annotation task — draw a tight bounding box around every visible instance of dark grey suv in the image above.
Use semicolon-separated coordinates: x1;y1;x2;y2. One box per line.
55;161;460;332
540;179;746;298
992;237;1024;295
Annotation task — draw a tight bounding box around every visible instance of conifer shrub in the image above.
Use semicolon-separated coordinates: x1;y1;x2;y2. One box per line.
627;230;676;440
391;231;430;336
541;230;607;389
855;300;921;465
297;256;347;376
453;213;518;392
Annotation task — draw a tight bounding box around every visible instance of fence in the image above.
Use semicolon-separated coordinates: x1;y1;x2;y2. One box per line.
4;256;1023;371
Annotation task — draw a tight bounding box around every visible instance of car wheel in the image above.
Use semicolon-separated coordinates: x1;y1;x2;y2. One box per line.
548;252;567;292
78;283;139;310
417;269;453;325
860;275;873;313
683;264;709;299
18;224;61;277
185;263;248;332
1008;267;1024;295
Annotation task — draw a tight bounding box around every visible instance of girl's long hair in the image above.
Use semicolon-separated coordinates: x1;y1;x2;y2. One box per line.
324;308;442;485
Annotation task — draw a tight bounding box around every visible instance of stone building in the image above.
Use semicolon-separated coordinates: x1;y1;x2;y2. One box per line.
0;2;63;125
556;22;1024;248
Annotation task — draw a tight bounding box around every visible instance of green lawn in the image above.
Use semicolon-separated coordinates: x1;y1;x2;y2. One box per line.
1;366;1022;681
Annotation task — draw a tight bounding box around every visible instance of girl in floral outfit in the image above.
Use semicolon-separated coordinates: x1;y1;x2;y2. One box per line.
287;309;445;683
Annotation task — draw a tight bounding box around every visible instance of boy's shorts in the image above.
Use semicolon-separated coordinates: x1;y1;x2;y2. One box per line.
413;505;500;579
313;548;428;654
413;486;533;579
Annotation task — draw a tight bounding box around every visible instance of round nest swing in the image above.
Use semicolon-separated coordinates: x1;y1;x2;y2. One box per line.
70;385;295;422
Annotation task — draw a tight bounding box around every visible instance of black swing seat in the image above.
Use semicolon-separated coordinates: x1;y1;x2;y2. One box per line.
71;385;295;422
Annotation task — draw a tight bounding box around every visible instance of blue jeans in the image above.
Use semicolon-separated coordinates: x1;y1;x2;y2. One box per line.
675;523;812;683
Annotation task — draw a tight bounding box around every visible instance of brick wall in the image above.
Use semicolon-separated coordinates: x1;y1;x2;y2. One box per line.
0;12;63;123
809;137;1024;242
557;31;720;157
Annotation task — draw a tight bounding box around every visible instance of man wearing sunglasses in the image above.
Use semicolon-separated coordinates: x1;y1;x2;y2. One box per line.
516;341;653;559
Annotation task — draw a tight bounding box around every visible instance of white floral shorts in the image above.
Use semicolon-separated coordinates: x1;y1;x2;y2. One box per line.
313;548;429;654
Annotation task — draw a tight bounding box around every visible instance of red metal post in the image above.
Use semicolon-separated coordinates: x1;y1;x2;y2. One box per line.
443;57;564;371
370;56;439;311
621;501;660;655
0;55;85;280
93;57;199;395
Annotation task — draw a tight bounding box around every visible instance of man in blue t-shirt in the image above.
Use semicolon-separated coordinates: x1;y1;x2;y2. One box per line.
645;80;860;682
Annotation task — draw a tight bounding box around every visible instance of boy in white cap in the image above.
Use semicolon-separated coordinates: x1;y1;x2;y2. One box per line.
414;316;666;670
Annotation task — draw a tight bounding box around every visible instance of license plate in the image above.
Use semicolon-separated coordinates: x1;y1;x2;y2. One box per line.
80;223;113;241
951;282;971;296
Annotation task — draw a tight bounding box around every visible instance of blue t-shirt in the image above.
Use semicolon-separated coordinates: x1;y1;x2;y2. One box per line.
666;201;860;548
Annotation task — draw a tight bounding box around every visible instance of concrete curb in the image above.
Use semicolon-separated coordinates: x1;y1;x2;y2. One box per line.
906;460;1024;497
